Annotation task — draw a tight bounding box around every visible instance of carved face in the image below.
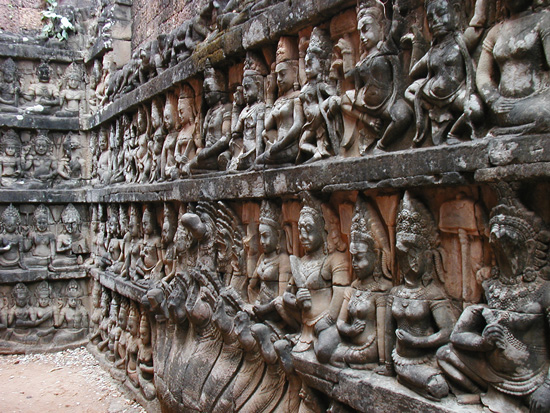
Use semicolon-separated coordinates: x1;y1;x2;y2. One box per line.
304;52;322;80
38;296;50;308
242;76;259;105
204;78;220;107
276;62;296;96
130;212;140;238
68;297;78;308
490;223;528;281
35;138;49;155
107;216;118;235
259;223;278;254
68;77;79;89
14;290;29;307
161;216;176;246
99;131;108;151
151;102;162;129
350;241;376;280
298;213;324;253
38;65;50;82
396;237;426;280
64;218;78;234
426;0;455;38
139;321;150;344
178;98;194;124
36;215;49;232
358;14;383;51
163;102;175;130
120;214;129;235
5;143;16;157
4;215;17;233
137;110;147;134
142;210;154;235
3;70;13;83
175;224;194;253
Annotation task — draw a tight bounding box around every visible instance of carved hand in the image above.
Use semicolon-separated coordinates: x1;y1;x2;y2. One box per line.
296;288;312;304
395;328;419;346
530;380;550;413
482;323;507;349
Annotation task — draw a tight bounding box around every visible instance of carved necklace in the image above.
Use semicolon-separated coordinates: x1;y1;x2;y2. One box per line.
485;276;543;311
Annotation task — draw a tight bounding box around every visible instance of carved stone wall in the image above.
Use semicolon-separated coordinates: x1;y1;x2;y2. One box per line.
2;0;550;412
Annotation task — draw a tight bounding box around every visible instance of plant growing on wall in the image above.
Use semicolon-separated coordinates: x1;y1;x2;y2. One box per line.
41;0;74;41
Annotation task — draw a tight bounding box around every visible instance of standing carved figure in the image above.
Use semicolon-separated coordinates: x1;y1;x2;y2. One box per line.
256;37;303;166
160;97;179;181
437;185;550;413
173;84;200;177
0;58;20;111
379;192;455;401
185;60;232;174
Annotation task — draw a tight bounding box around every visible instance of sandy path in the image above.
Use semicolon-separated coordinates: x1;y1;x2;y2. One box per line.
0;348;146;413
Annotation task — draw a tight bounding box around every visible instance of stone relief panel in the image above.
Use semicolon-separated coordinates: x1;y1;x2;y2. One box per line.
0;278;89;353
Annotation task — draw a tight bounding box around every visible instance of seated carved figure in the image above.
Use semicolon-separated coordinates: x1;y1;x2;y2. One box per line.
57;64;85;117
338;1;412;153
406;0;483;145
54;204;87;268
22;132;58;184
26;204;56;269
437;186;550;413
173;85;200;177
379;192;455;401
185;60;232;174
283;197;351;363
331;196;392;369
0;205;27;270
476;0;550;134
255;36;303;166
134;205;163;284
0;58;20;112
0;130;22;187
24;62;60;115
297;28;342;163
137;314;156;400
8;283;36;328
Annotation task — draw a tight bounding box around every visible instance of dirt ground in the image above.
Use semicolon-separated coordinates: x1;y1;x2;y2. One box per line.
0;348;146;413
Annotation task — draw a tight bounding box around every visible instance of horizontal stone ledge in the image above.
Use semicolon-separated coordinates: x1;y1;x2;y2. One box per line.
293;351;483;413
0;113;80;131
0;268;87;284
0;188;89;204
475;161;550;182
0;42;83;63
0;337;88;355
91;270;147;303
85;0;355;130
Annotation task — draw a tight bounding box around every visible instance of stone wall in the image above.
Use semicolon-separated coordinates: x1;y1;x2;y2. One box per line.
0;0;44;35
2;0;550;412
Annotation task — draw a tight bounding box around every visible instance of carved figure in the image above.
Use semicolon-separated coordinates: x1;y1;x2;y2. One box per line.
437;186;550;413
58;133;84;181
160;97;179;181
27;204;56;269
22;132;58;184
135;204;163;283
0;204;27;269
338;2;412;154
476;0;550;134
0;129;22;186
138;314;156;400
54;204;86;267
34;281;55;336
134;106;152;183
284;196;351;363
185;60;232;174
256;36;303;166
228;53;266;170
158;203;177;283
57;63;85;117
112;298;129;370
25;62;60;115
248;200;292;325
380;192;455;401
121;204;143;281
8;283;36;327
406;0;483;145
0;58;20;111
126;303;140;386
297;28;342;163
331;196;392;368
174;84;200;177
149;98;165;182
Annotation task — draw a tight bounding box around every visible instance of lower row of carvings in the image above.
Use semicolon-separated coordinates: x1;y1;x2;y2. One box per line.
88;184;550;412
0;279;89;352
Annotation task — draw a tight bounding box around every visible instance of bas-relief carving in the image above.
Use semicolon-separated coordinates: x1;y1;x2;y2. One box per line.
0;279;89;349
0;58;21;112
